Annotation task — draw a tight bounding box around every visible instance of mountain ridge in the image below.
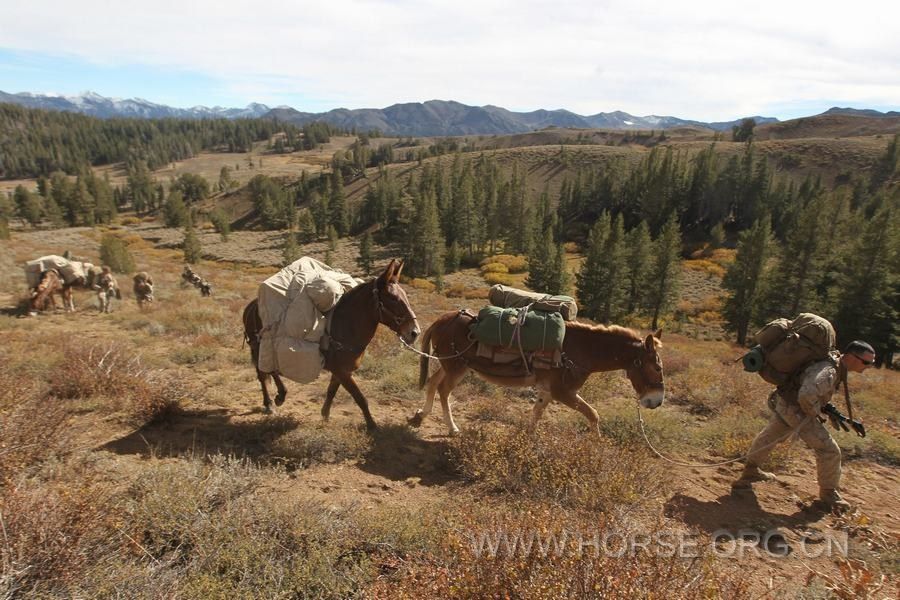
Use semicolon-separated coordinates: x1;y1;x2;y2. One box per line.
1;89;895;136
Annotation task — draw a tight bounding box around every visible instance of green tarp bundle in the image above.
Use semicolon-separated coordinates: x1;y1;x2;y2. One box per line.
470;305;565;352
488;284;578;321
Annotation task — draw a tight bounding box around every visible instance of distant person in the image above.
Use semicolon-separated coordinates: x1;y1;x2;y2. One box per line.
133;272;154;309
733;340;876;512
95;266;120;313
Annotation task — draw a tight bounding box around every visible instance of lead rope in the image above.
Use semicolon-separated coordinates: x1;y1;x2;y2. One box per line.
635;403;810;468
398;335;476;360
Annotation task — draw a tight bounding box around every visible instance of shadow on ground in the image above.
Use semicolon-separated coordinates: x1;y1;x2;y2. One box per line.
100;411;460;487
99;408;300;460
666;490;826;533
356;424;459;487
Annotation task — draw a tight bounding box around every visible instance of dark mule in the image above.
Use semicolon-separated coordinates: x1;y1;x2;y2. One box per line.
29;270;71;315
243;259;420;430
409;311;665;436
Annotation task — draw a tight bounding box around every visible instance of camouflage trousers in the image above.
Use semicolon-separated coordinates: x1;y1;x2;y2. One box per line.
745;393;842;490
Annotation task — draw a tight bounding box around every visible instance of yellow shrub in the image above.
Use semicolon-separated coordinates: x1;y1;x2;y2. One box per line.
480;262;509;274
409;278;436;293
480;254;528;273
483;272;515;286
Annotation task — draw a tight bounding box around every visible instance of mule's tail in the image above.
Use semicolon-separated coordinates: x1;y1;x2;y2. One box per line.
418;320;438;390
242;299;261;353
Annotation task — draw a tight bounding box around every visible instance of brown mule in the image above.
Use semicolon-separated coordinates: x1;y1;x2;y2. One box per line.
243;259;420;430
409;311;665;435
28;270;72;315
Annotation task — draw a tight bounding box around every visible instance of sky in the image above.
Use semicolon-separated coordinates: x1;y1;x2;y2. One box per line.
0;0;898;122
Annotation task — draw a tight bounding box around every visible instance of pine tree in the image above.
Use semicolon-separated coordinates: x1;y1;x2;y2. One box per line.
709;222;726;249
645;214;683;330
595;214;628;323
446;240;461;273
407;191;445;277
764;196;826;316
183;220;202;264
13;185;42;227
164;191;189;228
525;226;555;292
624;221;652;314
43;195;65;228
72;177;96;226
297;209;316;243
209;209;231;241
99;234;136;273
218;166;233;192
329;170;348;236
545;242;569;295
357;232;374;275
282;230;301;265
576;212;612;319
722;215;775;344
832;204;898;358
327;225;338;252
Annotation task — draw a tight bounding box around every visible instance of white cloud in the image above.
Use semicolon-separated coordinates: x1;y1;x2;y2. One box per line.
1;0;898;119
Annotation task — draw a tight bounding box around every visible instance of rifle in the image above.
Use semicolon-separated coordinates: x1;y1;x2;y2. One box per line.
821;403;866;437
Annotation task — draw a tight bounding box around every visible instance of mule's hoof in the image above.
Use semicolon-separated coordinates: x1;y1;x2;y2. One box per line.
366;422;379;433
275;393;286;407
263;405;275;415
407;412;424;428
448;427;460;437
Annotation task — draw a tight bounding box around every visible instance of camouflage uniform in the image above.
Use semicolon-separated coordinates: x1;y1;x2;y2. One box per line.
737;359;847;508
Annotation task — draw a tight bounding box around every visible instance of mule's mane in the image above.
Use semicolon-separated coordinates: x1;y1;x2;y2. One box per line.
333;276;374;311
565;321;642;342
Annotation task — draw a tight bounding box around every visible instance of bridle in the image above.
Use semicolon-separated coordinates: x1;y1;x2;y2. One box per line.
372;284;416;332
629;352;664;392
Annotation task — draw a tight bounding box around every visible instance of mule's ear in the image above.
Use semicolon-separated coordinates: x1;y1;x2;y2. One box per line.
393;259;404;282
653;328;662;340
645;333;661;350
379;259;397;282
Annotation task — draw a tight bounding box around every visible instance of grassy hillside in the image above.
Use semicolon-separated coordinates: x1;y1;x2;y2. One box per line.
756;113;900;140
1;226;897;597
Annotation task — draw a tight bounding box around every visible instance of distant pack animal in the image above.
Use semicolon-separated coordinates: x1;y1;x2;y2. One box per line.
24;256;85;312
133;272;155;308
183;266;212;297
28;269;67;315
94;267;121;313
243;259;420;430
409;312;665;436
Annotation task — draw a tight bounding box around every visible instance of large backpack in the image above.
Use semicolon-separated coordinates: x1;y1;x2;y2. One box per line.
744;313;837;386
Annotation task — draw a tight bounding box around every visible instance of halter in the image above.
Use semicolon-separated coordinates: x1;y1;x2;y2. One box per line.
373;284;416;331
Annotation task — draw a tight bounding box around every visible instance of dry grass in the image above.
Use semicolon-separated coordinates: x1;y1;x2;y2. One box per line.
48;342;188;425
374;505;751;599
2;215;898;598
450;419;670;513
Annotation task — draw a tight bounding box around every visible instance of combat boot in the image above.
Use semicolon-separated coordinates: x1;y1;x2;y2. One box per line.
818;488;851;513
731;464;777;489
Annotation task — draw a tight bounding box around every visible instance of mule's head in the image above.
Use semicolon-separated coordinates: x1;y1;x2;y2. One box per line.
375;259;420;345
625;329;665;409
